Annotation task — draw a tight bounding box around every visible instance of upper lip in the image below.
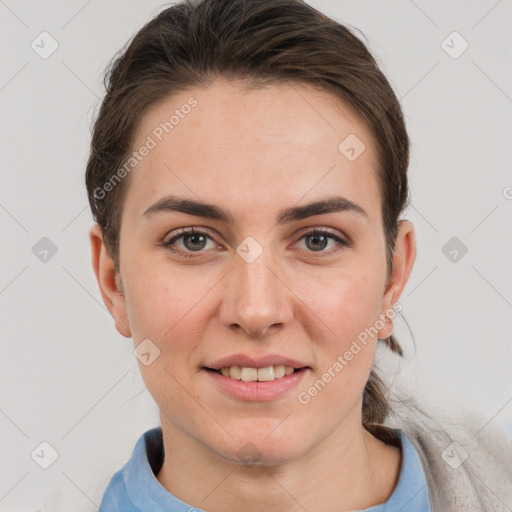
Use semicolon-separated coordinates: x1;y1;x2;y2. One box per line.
205;354;311;370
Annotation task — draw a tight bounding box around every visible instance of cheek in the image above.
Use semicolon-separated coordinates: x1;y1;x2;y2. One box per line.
124;256;204;340
300;270;383;396
304;270;383;343
298;278;380;420
123;260;221;390
122;263;212;410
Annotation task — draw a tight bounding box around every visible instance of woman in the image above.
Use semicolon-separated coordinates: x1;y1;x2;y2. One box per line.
85;0;512;510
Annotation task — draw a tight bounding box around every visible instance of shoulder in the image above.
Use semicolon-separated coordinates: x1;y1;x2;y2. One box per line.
99;426;164;512
401;401;512;510
99;468;138;512
379;364;512;509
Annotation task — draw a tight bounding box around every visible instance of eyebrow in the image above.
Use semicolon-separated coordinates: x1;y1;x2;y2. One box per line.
142;194;368;224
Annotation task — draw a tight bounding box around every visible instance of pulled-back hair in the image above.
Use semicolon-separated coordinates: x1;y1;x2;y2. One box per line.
85;0;409;435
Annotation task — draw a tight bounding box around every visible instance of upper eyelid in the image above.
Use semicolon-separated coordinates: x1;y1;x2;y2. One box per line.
165;227;216;244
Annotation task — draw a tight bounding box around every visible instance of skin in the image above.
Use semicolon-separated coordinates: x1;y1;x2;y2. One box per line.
90;77;416;511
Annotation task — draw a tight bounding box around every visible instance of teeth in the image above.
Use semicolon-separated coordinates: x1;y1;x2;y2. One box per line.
257;366;274;381
241;367;258;382
274;365;286;378
218;365;297;381
230;365;242;380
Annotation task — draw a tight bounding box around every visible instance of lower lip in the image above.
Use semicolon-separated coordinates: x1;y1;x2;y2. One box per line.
203;368;311;402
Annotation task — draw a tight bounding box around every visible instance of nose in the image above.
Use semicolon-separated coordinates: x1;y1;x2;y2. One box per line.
219;244;294;338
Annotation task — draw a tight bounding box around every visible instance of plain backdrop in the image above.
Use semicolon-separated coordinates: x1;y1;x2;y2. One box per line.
1;0;511;510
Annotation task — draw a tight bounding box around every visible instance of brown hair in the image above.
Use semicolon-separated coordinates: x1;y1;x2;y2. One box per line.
85;0;409;435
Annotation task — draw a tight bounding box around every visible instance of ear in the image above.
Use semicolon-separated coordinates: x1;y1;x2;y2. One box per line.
89;224;132;338
377;220;416;338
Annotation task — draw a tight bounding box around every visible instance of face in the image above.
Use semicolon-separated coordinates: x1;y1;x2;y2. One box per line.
91;77;416;465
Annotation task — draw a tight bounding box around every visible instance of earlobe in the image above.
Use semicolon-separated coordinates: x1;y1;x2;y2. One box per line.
115;321;131;338
89;224;132;339
377;220;417;339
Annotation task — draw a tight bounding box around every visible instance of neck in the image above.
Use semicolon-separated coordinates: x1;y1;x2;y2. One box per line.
155;408;401;511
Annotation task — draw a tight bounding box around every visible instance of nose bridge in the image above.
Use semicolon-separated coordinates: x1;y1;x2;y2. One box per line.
221;237;291;336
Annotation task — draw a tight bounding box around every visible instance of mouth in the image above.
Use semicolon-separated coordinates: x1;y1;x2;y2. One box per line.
204;365;310;382
202;354;312;401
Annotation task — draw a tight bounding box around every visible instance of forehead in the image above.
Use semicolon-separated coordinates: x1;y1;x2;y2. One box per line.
126;78;381;224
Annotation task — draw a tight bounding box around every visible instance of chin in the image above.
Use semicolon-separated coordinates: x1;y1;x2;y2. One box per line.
217;431;305;467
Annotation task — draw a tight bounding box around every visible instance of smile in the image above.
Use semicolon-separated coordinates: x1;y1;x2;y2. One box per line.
203;366;311;401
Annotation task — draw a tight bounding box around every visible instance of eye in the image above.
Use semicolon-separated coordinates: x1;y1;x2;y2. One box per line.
162;227;218;258
295;228;347;254
162;227;348;259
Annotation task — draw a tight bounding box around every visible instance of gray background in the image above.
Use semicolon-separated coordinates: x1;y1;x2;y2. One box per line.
1;0;511;510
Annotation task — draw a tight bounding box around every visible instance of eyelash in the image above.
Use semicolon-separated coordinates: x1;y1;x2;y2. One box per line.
162;227;348;259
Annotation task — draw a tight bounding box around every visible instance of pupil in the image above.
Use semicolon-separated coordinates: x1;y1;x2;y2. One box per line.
185;233;206;251
307;233;327;251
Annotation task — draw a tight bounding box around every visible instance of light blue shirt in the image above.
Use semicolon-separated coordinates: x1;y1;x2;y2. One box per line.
99;427;431;512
